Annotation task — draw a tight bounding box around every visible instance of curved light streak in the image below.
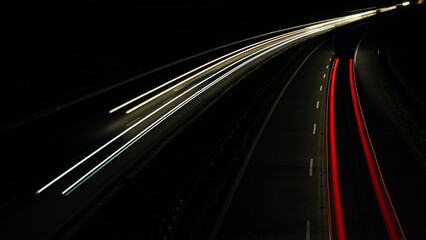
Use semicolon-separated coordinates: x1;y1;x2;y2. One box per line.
38;27;328;195
113;9;376;115
61;26;335;196
38;27;331;196
329;58;346;240
36;9;378;196
110;28;308;114
349;59;404;240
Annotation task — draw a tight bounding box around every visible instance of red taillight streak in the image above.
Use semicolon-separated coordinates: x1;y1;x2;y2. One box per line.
349;59;401;240
329;58;346;240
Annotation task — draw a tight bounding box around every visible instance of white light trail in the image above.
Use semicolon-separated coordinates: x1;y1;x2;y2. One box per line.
307;9;376;30
110;29;308;114
39;8;377;195
344;10;377;19
379;6;397;12
111;9;377;115
61;26;335;196
37;27;321;195
124;31;308;114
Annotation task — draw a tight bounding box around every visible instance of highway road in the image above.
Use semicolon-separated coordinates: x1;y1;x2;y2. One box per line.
2;5;423;240
211;5;424;240
211;36;334;240
354;30;426;239
327;17;425;239
0;10;379;239
330;56;396;239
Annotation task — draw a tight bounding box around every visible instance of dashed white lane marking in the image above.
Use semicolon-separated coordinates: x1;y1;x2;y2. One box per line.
326;65;329;69
306;220;311;240
329;58;332;61
316;101;320;109
323;73;326;78
309;159;313;176
313;123;317;135
320;85;323;91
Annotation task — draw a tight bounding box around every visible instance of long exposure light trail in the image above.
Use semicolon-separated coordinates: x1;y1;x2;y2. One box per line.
349;59;405;240
37;27;330;196
108;32;293;113
328;58;346;240
112;10;376;115
61;27;335;195
110;28;308;114
37;9;377;195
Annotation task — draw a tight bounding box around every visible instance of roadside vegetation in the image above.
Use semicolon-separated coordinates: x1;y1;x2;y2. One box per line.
375;5;426;167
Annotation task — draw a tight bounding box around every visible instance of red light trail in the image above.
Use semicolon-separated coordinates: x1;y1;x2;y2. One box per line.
328;58;346;240
349;59;405;240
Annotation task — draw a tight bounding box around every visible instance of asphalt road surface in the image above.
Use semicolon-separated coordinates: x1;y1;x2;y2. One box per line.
211;7;425;239
2;6;423;240
354;29;426;239
0;12;376;239
212;37;334;240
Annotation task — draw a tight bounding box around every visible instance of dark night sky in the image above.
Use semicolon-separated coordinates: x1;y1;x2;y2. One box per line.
9;0;405;71
12;0;402;52
6;0;405;120
15;0;403;27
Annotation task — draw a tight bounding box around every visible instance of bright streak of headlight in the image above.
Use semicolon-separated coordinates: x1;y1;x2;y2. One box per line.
109;29;307;114
36;28;310;195
402;1;410;6
122;29;309;114
61;26;335;196
344;10;377;19
109;42;259;114
37;8;377;195
307;9;376;30
306;18;344;29
379;6;397;12
112;10;376;114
